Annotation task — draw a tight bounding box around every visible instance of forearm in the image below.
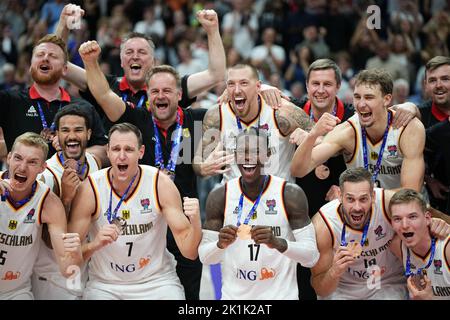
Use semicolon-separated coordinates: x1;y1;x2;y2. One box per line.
55;15;69;42
178;219;202;260
205;28;226;85
83;60;124;121
81;241;99;261
282;224;320;267
429;207;450;224
290;133;317;178
198;229;225;264
311;267;341;297
0;139;7;159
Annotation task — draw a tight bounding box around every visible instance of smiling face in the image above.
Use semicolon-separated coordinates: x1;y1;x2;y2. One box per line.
7;143;46;193
353;83;391;128
307;69;340;112
390;201;431;249
425;64;450;109
30;42;67;85
120;37;154;88
57;115;91;161
340;180;375;229
236;132;269;184
226;65;261;120
107;130;144;183
147;71;181;124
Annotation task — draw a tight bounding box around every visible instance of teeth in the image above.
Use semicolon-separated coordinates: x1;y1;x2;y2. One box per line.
243;165;256;168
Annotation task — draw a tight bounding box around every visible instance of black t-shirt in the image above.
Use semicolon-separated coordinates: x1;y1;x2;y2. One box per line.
118;105;206;199
0;85;107;157
291;96;355;215
418;100;445;129
426;120;450;212
80;75;195;133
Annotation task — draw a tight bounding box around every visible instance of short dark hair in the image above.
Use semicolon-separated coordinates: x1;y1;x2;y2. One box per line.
120;32;155;55
34;34;69;63
228;64;260;81
388;188;428;216
54;103;92;130
339;167;374;190
354;69;393;96
108;122;143;147
307;58;342;85
425;56;450;79
146;64;181;88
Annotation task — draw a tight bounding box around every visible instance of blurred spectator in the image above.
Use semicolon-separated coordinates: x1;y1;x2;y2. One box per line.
290;81;306;101
350;15;379;72
0;63;22;90
133;5;166;41
324;0;357;54
269;72;291;97
284;45;314;90
39;0;65;33
392;78;410;105
366;41;409;82
1;23;18;65
176;40;203;76
250;27;286;75
296;22;330;59
226;46;245;66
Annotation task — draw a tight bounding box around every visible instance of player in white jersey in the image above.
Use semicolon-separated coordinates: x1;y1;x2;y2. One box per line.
311;167;450;300
68;123;202;300
198;128;319;299
0;132;82;300
389;189;450;300
193;63;313;182
291;69;425;192
33;104;101;300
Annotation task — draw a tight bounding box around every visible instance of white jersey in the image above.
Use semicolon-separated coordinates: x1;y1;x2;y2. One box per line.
221;175;298;300
220;97;295;182
401;236;450;300
41;152;100;195
33;152;99;297
346;111;404;189
87;165;179;285
318;188;407;300
0;179;49;296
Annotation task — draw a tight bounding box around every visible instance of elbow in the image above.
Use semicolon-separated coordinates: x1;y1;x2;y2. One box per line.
182;250;199;261
290;163;306;178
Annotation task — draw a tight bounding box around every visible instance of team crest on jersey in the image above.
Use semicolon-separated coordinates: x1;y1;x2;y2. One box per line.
232;206;239;215
434;259;443;275
23;208;36;224
121;210;130;220
374;225;386;240
8;220;18;230
387;145;398;158
140;198;152;214
265;199;277;215
370;151;378;161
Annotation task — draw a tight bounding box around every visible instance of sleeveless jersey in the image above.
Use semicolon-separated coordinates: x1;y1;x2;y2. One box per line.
87;165;178;284
219;97;295;182
401;236;450;300
33;152;99;294
221;175;298;299
318;188;407;299
41;152;99;195
0;179;49;294
346;111;404;189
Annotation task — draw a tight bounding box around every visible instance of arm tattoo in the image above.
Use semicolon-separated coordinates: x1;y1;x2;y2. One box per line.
276;104;314;135
291;107;314;132
201;106;222;158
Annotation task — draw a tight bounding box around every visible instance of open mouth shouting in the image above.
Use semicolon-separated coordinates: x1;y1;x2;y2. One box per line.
117;164;128;173
130;63;142;76
402;232;415;242
234;97;247;112
13;173;27;186
65;141;81;155
358;111;372;122
38;63;51;74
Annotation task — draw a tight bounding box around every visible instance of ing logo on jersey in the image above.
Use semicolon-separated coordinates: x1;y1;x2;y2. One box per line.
139;257;151;269
23;208;36;224
121;210;130;220
8;220;18;230
259;267;276;280
370;151;379;161
2;271;20;280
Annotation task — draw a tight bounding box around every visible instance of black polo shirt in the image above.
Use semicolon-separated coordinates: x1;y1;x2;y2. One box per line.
419;100;449;129
118;104;206;199
0;84;107;157
80;75;195;132
292;96;355;215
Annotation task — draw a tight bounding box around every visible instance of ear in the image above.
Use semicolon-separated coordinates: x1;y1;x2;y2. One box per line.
38;161;47;175
424;210;432;226
256;80;261;93
61;63;68;77
383;93;392;108
87;128;92;141
139;144;145;159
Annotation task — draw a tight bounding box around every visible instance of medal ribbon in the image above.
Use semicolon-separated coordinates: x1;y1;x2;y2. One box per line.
361;111;391;182
236;175;268;226
36;101;61;132
122;93;145;109
152;111;183;181
340;213;371;247
58;152;87;176
405;237;436;277
106;171;138;224
235;96;261;132
1;172;37;206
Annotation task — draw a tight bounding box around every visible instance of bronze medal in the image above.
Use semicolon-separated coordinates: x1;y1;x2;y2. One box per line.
315;164;330;180
347;242;362;258
112;217;127;232
237;224;252;240
411;274;426;291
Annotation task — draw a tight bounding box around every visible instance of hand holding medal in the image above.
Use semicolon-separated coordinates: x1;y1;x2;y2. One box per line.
346;241;363;258
407;273;433;299
237;224;252;240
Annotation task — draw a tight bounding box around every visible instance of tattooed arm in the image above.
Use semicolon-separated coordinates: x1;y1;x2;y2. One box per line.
275;100;314;136
193;105;231;177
